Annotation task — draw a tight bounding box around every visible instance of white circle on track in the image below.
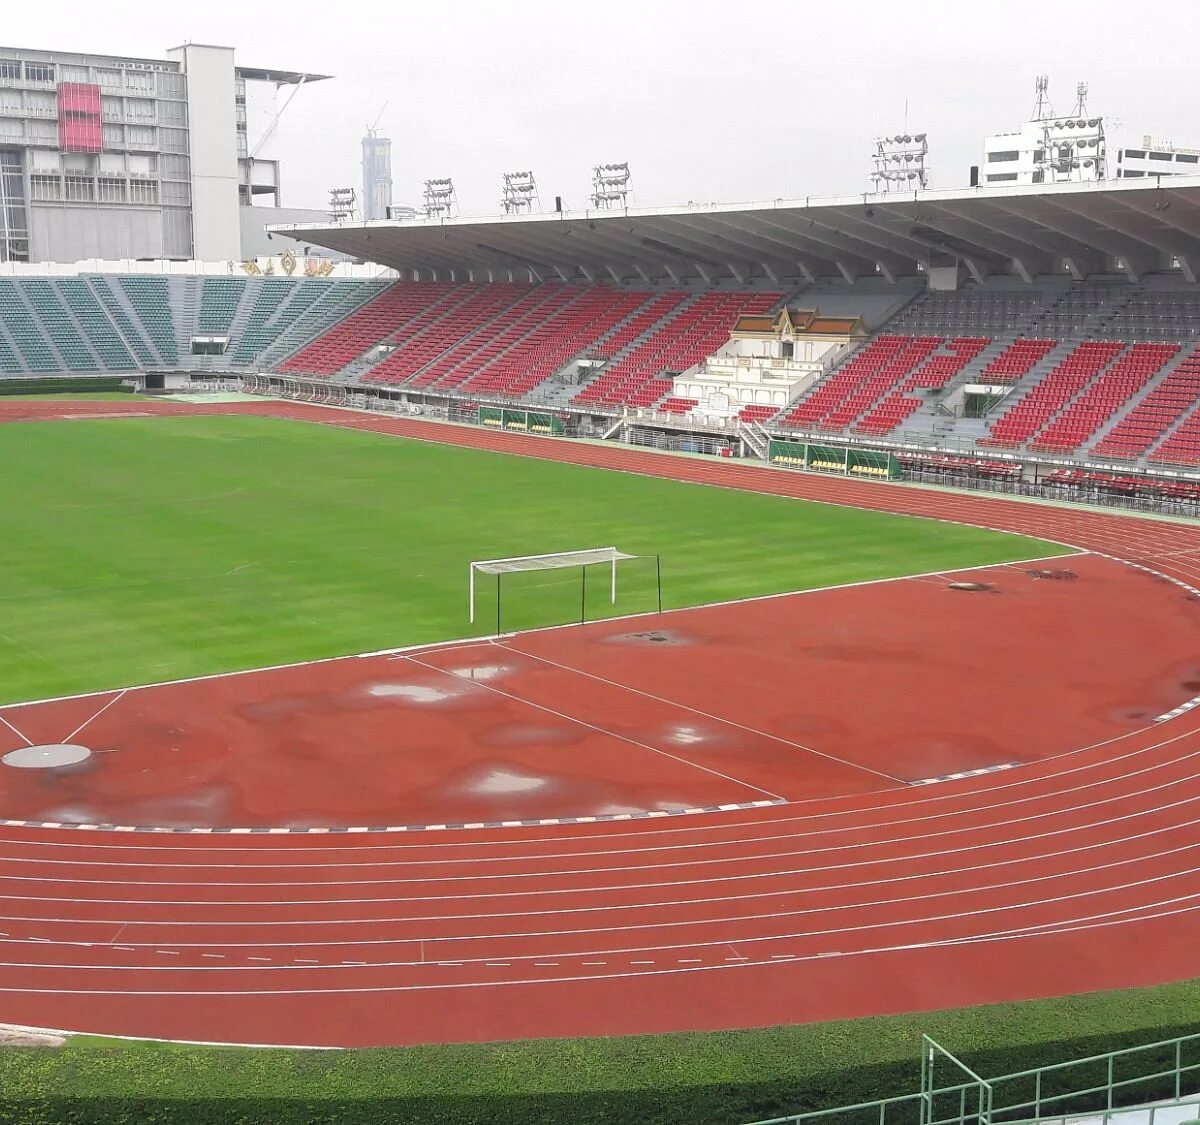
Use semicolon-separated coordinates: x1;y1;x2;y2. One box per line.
3;744;93;769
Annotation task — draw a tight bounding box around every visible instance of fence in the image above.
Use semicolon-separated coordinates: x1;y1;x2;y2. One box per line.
748;1031;1200;1125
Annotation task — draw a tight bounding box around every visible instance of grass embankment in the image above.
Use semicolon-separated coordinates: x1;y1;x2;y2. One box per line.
0;980;1198;1124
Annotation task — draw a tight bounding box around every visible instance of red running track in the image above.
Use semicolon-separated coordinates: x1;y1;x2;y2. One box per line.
1;398;1200;1046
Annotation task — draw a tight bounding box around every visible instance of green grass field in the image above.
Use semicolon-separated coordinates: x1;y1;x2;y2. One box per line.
0;413;1066;705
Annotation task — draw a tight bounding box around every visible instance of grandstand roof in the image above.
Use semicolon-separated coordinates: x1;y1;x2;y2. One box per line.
271;176;1200;285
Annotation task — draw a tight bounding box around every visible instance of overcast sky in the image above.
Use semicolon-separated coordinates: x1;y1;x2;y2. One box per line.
6;0;1200;216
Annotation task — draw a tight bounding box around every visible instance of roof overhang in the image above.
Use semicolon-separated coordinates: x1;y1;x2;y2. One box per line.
235;66;332;85
269;176;1200;284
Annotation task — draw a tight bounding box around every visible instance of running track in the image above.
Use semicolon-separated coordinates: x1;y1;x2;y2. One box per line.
1;397;1200;1047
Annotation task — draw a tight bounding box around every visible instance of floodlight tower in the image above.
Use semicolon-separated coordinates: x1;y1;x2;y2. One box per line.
500;170;539;215
590;162;632;210
870;133;930;192
1035;79;1106;183
422;177;457;219
327;186;357;221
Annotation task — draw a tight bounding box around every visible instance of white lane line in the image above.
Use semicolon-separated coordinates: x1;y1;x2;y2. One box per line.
2;781;1198;932
8;845;1197;965
5;758;1195;906
8;861;1197;972
494;643;906;785
0;714;33;748
911;762;1020;786
0;897;1193;1001
404;653;787;802
63;690;127;743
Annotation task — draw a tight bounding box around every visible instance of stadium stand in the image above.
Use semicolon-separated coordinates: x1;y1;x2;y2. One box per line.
4;269;1200;484
978;341;1127;448
573;290;783;409
1028;342;1181;453
851;336;990;435
1093;345;1200;460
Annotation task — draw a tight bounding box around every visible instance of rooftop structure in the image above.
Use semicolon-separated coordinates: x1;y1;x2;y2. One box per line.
271;175;1200;286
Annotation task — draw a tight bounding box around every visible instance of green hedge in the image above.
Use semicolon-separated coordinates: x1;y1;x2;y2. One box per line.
0;377;133;396
0;979;1199;1124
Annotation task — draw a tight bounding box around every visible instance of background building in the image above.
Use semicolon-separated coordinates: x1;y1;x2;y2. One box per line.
361;130;392;221
0;43;329;263
982;78;1106;187
1115;137;1200;180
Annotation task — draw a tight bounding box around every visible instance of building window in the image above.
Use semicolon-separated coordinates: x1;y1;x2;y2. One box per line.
29;174;61;201
0;60;20;80
161;154;189;179
23;63;55;84
1149;151;1173;161
26;119;56;143
124;71;153;95
1031;170;1045;184
126;124;155;148
129;179;158;204
160;127;187;153
0;118;21;142
161;179;190;205
26;91;56;117
987;150;1020;162
156;72;186;99
1177;153;1199;163
1124;150;1145;160
97;177;126;203
126;98;155;122
1122;170;1145;177
986;172;1019;182
158;99;186;126
63;175;94;202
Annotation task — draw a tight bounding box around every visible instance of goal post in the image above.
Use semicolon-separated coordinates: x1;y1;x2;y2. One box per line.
468;547;661;634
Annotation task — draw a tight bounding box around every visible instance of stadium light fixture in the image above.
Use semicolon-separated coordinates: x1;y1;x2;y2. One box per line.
870;134;929;193
327;186;357;221
500;170;539;215
422;177;458;219
590;162;632;211
1035;80;1106;183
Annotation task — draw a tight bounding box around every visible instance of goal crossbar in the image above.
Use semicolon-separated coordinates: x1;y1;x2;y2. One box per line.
468;547;638;625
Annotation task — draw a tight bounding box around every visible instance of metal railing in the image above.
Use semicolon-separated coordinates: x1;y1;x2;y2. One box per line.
746;1032;1200;1125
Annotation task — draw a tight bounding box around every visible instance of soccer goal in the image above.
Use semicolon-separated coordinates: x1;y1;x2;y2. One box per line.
468;547;661;635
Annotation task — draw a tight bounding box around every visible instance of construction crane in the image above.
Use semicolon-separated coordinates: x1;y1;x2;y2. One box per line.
366;101;389;138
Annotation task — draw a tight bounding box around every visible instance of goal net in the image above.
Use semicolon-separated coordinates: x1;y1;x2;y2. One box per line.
468;547;658;634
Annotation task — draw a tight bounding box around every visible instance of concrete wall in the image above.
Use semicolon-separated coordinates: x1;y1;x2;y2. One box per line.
169;44;241;261
28;204;165;261
239;205;349;260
